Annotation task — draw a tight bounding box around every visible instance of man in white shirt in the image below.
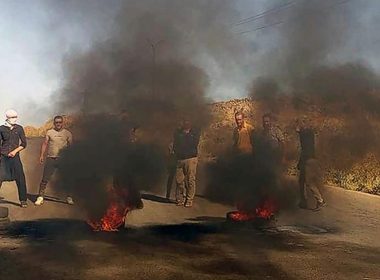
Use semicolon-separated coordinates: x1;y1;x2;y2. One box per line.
35;115;73;206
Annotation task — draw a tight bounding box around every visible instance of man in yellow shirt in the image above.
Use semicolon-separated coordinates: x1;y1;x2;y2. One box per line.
233;111;254;154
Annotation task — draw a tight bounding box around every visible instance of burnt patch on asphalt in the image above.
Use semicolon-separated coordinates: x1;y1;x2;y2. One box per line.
1;219;378;279
143;223;221;242
5;219;89;240
186;216;227;223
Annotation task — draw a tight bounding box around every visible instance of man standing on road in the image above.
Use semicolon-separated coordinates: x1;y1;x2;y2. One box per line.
114;115;144;210
0;109;28;208
173;119;201;208
260;113;285;162
296;116;326;211
252;113;286;196
233;111;254;154
35;115;73;206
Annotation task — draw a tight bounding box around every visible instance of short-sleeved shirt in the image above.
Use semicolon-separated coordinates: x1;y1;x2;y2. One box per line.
46;128;72;158
233;122;254;154
0;125;27;156
173;128;201;160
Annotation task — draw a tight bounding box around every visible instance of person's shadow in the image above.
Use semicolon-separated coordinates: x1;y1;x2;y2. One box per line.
141;193;174;204
27;193;70;205
0;198;20;207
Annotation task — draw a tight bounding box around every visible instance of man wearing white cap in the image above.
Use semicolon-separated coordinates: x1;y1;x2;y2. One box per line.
0;109;28;207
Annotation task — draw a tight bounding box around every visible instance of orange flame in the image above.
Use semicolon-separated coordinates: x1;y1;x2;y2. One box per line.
87;186;130;232
254;198;277;219
228;198;277;222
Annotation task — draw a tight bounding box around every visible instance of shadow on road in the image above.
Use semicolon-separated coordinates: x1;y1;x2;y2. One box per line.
2;218;379;280
0;199;20;207
27;193;70;205
187;216;226;223
141;193;174;204
2;218;300;279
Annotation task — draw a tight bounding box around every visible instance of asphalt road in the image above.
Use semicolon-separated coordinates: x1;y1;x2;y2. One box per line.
0;138;379;280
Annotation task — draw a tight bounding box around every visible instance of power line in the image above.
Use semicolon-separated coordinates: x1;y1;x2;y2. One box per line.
235;1;297;26
237;21;284;35
236;0;352;35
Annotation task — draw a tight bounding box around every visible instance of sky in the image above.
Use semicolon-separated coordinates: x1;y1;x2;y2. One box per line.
0;0;379;125
0;0;119;125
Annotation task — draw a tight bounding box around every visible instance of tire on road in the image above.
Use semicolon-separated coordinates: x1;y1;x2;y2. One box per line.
0;217;10;230
0;206;9;218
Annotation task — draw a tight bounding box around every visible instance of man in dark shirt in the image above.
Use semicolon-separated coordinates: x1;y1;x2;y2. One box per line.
296;116;326;211
0;110;28;207
114;113;144;210
173;119;200;208
261;113;285;160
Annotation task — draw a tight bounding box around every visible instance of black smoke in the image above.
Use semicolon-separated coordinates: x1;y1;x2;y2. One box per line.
249;0;380;172
205;133;297;213
52;0;245;218
55;115;165;219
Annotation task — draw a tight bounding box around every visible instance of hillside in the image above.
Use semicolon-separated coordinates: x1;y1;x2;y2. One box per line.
25;98;380;195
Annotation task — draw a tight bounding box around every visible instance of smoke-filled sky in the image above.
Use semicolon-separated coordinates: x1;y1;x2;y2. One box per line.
0;0;379;125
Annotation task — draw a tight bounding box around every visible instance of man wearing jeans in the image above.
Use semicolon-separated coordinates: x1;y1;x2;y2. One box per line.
173;119;200;208
35;115;73;206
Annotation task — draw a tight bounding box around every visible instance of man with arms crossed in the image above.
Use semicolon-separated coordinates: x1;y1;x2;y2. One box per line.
35;115;74;206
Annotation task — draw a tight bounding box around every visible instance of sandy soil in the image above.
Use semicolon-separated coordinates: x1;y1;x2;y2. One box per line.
0;138;379;280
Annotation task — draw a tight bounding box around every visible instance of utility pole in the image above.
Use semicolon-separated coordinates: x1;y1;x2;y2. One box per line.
147;39;163;96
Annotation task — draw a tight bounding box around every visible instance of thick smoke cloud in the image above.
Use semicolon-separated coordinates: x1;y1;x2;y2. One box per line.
57;0;246;143
49;0;380;218
292;63;380;114
205;149;297;213
53;0;245;218
250;0;380;171
251;0;380;99
56;115;165;219
279;0;348;81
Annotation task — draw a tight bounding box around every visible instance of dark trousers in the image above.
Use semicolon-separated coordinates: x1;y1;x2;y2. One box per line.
166;156;176;199
39;157;59;196
298;163;307;203
0;154;27;202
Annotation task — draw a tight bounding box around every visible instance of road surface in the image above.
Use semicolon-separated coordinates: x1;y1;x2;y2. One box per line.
0;138;379;280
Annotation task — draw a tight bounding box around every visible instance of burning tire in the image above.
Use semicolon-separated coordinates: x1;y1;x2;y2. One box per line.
226;210;276;227
226;198;278;227
87;184;130;232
